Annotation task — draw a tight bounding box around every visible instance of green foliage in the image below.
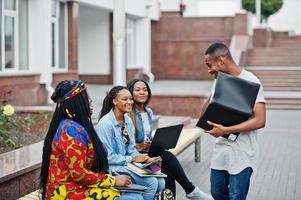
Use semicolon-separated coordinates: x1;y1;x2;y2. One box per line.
242;0;283;20
0;106;18;147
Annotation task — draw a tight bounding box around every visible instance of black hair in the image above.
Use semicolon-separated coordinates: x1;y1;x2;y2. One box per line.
98;85;128;120
126;78;152;106
205;42;233;60
40;80;108;199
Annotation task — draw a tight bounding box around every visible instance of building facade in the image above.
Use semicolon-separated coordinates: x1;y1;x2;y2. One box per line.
0;0;160;105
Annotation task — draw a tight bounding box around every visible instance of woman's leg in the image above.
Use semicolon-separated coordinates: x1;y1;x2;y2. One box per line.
161;168;176;196
156;177;166;193
118;192;144;200
157;150;195;194
117;167;158;200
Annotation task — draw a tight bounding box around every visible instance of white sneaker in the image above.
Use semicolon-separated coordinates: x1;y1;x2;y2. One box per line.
186;187;214;200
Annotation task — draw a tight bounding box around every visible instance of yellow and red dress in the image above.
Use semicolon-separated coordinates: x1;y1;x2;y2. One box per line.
46;119;120;200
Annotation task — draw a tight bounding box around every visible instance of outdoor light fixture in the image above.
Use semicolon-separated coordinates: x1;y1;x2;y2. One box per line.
179;0;186;16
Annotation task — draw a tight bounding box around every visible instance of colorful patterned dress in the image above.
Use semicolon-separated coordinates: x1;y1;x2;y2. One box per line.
46;119;120;200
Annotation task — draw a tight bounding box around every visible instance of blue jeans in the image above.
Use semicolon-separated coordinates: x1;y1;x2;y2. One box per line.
118;192;144;200
210;167;253;200
115;167;165;200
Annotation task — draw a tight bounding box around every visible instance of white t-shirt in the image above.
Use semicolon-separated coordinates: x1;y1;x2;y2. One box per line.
210;69;266;175
141;112;151;141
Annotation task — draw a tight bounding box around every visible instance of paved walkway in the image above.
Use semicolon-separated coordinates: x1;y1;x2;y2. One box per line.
175;109;301;200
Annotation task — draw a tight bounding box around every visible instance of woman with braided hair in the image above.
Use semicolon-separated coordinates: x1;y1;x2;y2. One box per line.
127;78;213;200
40;80;143;200
96;85;165;200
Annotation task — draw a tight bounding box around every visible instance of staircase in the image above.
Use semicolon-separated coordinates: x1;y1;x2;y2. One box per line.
244;35;301;109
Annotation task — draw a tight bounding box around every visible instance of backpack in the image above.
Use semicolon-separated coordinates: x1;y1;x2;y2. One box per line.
155;188;175;200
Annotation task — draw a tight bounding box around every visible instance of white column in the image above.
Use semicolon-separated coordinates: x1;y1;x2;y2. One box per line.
113;0;126;86
136;18;154;82
28;0;53;103
256;0;261;26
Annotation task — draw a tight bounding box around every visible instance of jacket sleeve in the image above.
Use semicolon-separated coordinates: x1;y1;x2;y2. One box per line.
96;121;134;165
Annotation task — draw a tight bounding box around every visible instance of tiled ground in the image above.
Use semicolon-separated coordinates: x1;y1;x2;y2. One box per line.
175;110;301;200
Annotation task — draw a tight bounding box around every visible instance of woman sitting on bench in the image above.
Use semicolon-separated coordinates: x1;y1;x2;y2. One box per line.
127;78;213;200
96;86;165;200
40;80;143;200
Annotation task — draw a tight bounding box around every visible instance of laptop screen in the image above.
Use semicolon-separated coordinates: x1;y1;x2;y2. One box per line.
148;124;184;156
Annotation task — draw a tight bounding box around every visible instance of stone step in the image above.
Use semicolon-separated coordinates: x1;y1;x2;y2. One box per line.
264;86;301;92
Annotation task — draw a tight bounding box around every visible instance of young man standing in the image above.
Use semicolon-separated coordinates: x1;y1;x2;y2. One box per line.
202;42;266;200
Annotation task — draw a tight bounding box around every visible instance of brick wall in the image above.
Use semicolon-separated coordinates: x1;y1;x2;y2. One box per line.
149;95;207;118
0;75;47;106
151;12;247;80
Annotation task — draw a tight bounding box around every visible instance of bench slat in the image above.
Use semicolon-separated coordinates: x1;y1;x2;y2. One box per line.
169;128;202;157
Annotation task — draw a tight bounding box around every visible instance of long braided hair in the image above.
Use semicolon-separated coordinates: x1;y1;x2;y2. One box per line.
98;86;128;121
40;80;108;199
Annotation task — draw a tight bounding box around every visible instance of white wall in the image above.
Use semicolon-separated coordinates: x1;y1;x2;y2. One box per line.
78;0;148;17
78;6;110;74
146;0;161;21
135;18;151;72
268;0;301;35
196;0;242;17
159;0;242;16
159;0;180;11
28;0;52;82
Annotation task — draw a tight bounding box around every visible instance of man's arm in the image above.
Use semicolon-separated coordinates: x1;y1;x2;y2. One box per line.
206;102;266;138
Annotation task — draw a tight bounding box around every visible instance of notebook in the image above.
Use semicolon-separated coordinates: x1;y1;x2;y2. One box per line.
143;124;184;156
126;163;167;178
111;184;148;193
196;71;260;139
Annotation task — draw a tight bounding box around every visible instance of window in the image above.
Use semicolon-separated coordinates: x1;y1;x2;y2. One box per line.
126;17;137;68
51;0;59;68
1;0;17;71
51;0;66;69
4;16;15;69
0;0;28;71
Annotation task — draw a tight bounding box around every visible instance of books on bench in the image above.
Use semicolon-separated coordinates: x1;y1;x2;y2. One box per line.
111;184;148;193
132;157;162;168
126;163;167;178
196;71;260;140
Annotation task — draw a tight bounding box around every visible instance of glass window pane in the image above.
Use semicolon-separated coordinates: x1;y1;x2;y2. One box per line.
59;3;65;69
4;16;15;69
4;0;16;11
51;0;57;17
51;23;55;67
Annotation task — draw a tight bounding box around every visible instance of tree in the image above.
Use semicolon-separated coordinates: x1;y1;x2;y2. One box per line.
242;0;283;21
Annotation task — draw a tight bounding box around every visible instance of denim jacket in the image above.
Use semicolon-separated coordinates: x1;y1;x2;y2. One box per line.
95;109;139;169
134;106;153;143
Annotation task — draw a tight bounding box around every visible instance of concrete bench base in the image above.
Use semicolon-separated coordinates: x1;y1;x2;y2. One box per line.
18;190;41;200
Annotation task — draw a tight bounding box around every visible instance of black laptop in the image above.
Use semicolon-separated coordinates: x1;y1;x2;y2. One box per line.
144;124;184;156
196;72;260;140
